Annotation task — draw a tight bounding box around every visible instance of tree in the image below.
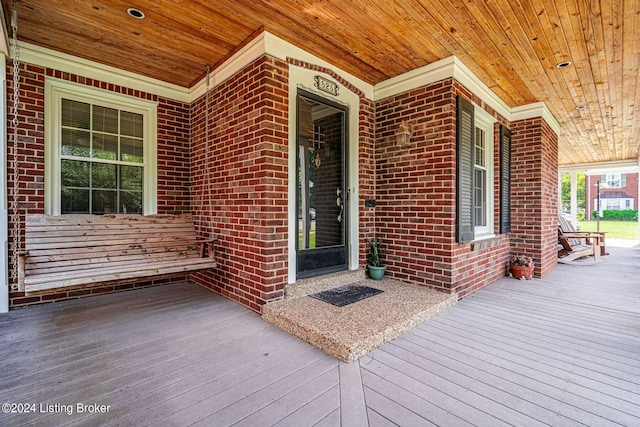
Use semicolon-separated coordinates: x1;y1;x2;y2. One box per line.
560;172;586;215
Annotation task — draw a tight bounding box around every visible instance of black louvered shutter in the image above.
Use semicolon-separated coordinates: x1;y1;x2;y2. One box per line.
500;125;511;233
456;97;475;243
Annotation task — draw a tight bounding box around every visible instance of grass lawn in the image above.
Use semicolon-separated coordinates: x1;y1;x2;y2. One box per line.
579;220;639;239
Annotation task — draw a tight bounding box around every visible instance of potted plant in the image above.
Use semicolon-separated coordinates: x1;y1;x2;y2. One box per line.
509;255;534;280
367;237;387;280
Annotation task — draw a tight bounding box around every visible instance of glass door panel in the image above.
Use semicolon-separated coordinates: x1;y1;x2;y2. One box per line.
296;91;348;278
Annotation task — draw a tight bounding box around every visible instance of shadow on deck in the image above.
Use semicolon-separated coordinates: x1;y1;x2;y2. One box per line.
1;245;638;425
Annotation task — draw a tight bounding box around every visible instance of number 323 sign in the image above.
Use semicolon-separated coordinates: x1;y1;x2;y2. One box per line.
314;76;339;96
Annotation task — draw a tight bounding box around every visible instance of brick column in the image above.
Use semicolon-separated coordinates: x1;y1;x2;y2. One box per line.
190;55;290;313
510;118;558;277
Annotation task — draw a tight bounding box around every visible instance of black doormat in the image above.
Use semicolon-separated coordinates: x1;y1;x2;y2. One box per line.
310;284;384;307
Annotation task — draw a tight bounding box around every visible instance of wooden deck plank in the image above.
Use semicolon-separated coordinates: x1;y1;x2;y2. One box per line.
362;350;538;427
94;342;324;426
187;361;338;426
270;384;341;427
366;407;398;427
408;315;640;423
222;367;339;427
313;407;341;427
426;311;640;398
452;294;640;359
21;326;296;427
441;305;640;377
460;290;640;345
389;335;620;427
338;361;369;427
360;362;479;426
1;246;638;426
406;324;640;426
361;387;439;427
1;294;250;396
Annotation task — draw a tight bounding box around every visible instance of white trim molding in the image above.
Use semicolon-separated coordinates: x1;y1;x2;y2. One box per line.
559;159;640;173
17;32;560;138
44;78;158;215
375;55;560;136
512;102;560;135
18;42;189;102
189;32;268;101
191;31;375;102
287;65;361;283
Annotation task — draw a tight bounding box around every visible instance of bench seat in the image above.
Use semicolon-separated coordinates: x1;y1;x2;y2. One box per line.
558;230;601;265
18;213;216;294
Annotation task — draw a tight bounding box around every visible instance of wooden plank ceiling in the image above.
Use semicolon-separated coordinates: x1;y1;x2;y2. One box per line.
3;0;639;167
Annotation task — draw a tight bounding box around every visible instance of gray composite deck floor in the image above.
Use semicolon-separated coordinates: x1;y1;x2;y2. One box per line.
1;245;639;426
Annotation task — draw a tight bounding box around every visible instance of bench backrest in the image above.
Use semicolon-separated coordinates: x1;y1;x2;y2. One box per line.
24;214;203;278
558;215;580;246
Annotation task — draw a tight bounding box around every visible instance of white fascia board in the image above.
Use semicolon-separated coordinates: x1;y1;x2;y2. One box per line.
189;32;267;102
17;42;189;102
374;56;511;121
559;159;640;173
450;56;512;120
374;55;560;137
190;31;375;102
263;32;374;99
374;56;456;102
512;102;560;135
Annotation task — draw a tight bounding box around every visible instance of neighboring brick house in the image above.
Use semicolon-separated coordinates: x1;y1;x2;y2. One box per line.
585;172;639;220
3;31;560;312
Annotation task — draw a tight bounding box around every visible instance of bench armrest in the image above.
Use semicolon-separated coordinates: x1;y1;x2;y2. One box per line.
196;240;216;258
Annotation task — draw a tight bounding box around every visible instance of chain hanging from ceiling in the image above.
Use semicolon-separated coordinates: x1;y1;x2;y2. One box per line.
204;65;217;241
205;65;211;213
9;0;22;289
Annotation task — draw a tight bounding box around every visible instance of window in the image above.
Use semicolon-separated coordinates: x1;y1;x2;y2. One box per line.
605;174;626;188
456;96;497;242
474;127;487;227
600;198;633;210
603;199;620;210
45;79;157;215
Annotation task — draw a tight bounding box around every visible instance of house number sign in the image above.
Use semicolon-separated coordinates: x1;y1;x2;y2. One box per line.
315;76;339;96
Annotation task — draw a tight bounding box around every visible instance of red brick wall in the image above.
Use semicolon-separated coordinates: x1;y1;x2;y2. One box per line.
6;62;192;307
375;79;511;297
376;79;456;291
359;97;377;265
510;118;559;277
189;55;290;313
6;57;561;310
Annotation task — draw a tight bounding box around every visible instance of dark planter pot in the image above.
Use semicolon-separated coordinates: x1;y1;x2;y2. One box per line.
368;265;386;280
510;264;534;280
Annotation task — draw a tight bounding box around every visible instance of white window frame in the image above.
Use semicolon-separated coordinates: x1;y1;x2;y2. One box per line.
473;107;495;238
605;173;622;188
45;78;158;215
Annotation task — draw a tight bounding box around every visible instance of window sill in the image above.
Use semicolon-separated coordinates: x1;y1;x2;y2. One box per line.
470;235;501;251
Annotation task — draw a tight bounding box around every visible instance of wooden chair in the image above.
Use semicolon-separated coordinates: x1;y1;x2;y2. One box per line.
18;213;216;294
558;215;607;256
557;226;601;265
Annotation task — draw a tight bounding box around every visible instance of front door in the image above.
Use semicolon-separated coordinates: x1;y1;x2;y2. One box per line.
296;90;348;278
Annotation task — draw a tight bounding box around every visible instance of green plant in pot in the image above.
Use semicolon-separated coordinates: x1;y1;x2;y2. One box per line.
509;255;534;280
367;237;387;280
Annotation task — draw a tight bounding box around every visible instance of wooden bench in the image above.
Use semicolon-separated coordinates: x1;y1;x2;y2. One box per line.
558;227;601;265
18;214;216;294
558;215;607;256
